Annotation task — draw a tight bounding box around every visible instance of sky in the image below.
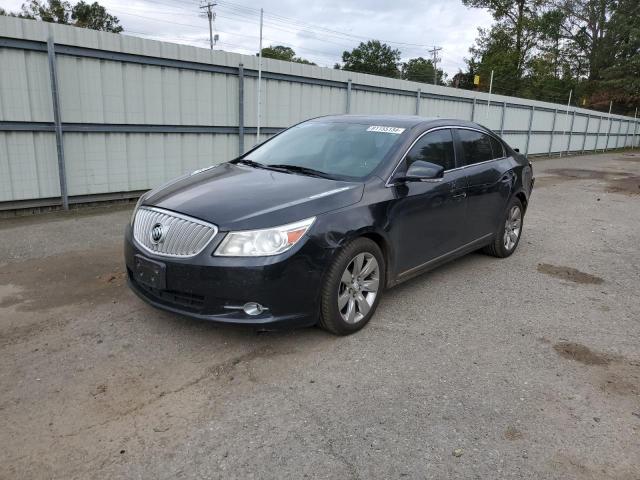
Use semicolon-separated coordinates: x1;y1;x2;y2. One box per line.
1;0;495;76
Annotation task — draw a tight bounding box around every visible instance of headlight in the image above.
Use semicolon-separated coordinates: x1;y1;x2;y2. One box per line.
214;217;316;256
130;192;149;226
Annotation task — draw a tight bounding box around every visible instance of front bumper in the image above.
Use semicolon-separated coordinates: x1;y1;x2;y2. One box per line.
124;225;331;328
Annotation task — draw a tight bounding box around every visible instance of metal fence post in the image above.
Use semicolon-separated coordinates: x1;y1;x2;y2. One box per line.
633;120;638;149
604;116;613;152
415;88;421;116
624;120;631;148
581;115;590;153
346;79;352;114
525;106;534;156
595;116;603;152
46;37;69;210
500;101;506;136
471;97;476;121
565;111;576;156
548;108;557;156
238;63;244;155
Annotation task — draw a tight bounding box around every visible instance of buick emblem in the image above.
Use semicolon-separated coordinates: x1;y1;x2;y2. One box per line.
150;223;165;245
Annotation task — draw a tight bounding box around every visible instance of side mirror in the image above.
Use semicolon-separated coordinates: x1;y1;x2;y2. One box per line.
396;160;444;183
514;148;520;153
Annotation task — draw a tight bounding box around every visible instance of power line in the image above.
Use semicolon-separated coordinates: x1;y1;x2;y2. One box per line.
216;0;435;48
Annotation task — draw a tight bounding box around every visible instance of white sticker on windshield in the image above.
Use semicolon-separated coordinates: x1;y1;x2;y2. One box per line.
366;125;405;134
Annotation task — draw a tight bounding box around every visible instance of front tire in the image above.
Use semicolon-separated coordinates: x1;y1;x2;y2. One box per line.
318;238;385;335
483;197;524;258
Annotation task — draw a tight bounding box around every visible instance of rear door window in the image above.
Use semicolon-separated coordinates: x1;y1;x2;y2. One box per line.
457;129;493;166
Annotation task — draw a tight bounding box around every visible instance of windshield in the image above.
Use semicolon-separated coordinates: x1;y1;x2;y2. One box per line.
242;122;404;179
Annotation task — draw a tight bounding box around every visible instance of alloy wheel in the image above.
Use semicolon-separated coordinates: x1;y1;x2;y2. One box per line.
337;252;380;324
503;205;522;251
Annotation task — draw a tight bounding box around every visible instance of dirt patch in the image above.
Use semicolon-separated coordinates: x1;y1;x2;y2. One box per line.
533;176;565;188
601;374;639;396
605;176;640;195
537;263;604;284
504;426;523;440
618;153;640;162
553;342;612;365
542;168;640;195
0;247;124;313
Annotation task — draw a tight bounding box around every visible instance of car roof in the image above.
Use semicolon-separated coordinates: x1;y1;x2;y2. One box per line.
308;114;485;130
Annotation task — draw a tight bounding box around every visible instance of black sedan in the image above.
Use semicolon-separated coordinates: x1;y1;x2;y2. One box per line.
125;115;534;335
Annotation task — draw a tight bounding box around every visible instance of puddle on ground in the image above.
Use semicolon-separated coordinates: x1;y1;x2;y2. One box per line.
553;342;612;365
537;263;604;284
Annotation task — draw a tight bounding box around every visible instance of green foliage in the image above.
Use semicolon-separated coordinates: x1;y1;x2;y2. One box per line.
72;1;123;33
592;0;640;111
401;57;446;85
339;40;401;78
259;45;315;65
5;0;123;32
462;0;639;113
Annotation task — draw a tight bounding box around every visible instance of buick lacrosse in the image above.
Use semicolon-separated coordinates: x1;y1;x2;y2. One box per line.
126;115;534;335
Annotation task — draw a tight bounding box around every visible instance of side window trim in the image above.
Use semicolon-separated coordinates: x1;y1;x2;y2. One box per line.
386;126;506;186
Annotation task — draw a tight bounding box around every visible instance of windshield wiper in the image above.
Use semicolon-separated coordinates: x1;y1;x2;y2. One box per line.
267;164;333;179
231;158;269;169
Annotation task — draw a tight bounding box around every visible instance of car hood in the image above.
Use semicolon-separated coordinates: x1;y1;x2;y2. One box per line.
144;163;364;230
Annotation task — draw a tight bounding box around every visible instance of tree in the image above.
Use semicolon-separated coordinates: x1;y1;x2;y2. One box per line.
554;0;614;82
466;24;523;93
463;0;547;80
593;0;640;110
339;40;401;78
401;57;446;85
15;0;123;32
72;1;123;32
259;45;315;65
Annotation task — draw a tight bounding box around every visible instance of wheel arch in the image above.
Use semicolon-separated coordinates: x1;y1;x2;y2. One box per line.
347;229;394;289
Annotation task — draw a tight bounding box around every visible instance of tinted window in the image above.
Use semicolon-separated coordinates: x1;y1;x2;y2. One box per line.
245;122;403;179
457;129;493;166
405;129;455;171
490;136;505;159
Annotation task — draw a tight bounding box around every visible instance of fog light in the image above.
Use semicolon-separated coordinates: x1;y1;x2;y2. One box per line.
243;302;266;316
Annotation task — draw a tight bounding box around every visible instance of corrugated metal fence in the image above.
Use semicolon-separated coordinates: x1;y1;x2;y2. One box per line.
1;16;639;210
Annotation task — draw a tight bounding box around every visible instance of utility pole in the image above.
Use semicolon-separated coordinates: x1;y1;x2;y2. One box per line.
427;46;442;86
200;2;217;50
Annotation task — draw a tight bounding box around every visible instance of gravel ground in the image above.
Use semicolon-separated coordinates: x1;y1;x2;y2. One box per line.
1;151;639;479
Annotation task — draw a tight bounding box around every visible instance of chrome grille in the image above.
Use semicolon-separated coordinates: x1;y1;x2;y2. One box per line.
133;207;218;258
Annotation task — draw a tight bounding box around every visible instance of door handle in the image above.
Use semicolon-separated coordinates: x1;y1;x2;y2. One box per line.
452;192;467;199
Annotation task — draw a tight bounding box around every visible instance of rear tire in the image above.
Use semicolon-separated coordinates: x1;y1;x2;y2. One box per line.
483;197;524;258
318;238;385;335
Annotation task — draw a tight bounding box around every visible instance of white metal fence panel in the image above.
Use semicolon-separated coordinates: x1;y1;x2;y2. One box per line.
0;15;638;209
